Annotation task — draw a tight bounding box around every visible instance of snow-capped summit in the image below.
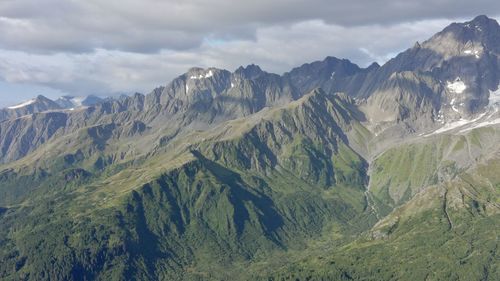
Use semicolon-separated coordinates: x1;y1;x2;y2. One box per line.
0;94;111;122
54;95;105;109
7;98;37;109
0;95;62;121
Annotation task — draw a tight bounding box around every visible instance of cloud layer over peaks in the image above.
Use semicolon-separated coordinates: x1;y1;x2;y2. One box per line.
0;0;499;106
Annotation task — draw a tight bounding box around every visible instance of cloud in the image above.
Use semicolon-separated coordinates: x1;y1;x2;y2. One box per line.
0;18;459;97
0;0;499;53
0;0;499;104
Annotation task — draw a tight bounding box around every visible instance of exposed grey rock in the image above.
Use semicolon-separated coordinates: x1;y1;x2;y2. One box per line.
0;112;68;163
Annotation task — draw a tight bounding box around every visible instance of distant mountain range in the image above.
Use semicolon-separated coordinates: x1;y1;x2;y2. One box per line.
54;95;108;109
0;15;499;281
0;94;113;122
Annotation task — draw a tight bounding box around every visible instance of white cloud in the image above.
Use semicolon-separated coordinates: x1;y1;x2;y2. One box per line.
0;0;498;53
0;0;499;104
0;18;457;97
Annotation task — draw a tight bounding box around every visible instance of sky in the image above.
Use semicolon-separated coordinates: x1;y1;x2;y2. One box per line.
0;0;500;107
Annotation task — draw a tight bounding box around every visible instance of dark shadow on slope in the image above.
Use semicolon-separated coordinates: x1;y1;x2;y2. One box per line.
124;190;171;279
191;150;284;242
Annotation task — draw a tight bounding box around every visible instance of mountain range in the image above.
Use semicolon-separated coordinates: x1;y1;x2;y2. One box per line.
0;15;499;280
0;95;111;122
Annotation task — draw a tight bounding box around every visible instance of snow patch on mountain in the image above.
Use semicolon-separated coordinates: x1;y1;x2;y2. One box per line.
449;98;460;112
447;78;467;94
425;112;487;136
489;85;500;105
190;70;214;80
460;117;500;132
205;70;214;78
463;49;480;58
8;99;36;109
436;110;445;124
427;119;474;136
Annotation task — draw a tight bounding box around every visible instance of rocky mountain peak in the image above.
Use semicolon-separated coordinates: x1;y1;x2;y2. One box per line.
423;15;500;58
364;15;500;122
35;94;50;101
234;64;264;79
366;62;381;71
5;94;59;110
186;67;216;79
286;56;361;77
181;67;231;92
444;15;499;36
467;14;500;32
0;94;62;122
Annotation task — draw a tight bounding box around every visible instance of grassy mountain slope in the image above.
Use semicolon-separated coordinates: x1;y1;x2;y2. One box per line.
0;90;378;280
264;127;500;281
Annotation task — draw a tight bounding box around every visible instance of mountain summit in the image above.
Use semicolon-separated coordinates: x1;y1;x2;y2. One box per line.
0;95;61;122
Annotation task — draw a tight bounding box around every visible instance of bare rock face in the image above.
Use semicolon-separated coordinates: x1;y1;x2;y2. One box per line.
360;72;442;131
361;15;500;121
0;112;68;163
283;56;376;97
418;15;500;115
